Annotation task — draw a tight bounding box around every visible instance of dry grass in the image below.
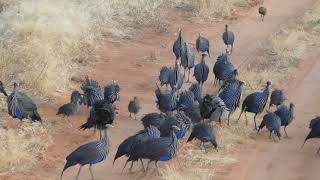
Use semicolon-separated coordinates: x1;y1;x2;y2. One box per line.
239;27;306;91
304;1;320;29
0;122;52;173
0;0;170;95
176;0;262;20
163;114;254;180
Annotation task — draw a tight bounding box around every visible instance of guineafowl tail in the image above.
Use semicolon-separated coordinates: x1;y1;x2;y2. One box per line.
301;132;313;149
187;133;195;142
301;139;308;150
113;150;125;165
79;119;94;130
211;139;218;149
31;111;42;122
61;160;77;179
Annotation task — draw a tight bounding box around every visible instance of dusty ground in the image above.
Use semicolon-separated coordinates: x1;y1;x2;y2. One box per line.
2;0;320;179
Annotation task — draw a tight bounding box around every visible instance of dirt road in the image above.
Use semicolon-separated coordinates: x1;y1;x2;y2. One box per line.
4;0;319;179
222;46;320;180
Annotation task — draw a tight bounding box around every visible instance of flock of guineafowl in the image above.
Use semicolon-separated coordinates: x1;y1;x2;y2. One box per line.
0;6;319;180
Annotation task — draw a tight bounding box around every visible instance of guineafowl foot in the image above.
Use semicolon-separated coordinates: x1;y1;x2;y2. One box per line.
155;162;162;176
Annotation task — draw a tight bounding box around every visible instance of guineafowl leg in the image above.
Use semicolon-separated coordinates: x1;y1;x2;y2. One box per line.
272;132;277;142
269;131;272;139
129;161;134;173
253;114;258;130
199;141;203;148
75;165;83;180
155;161;162;176
134;114;137;120
227;112;232;126
129;113;132;118
231;44;233;53
121;160;129;173
140;159;146;172
66;117;73;127
89;164;94;180
99;130;102;140
237;109;244;123
144;160;152;175
284;126;289;138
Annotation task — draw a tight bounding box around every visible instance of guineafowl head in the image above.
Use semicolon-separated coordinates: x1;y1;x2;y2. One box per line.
178;29;182;37
289;103;295;109
239;81;245;88
225;24;229;31
70;90;82;104
289;103;295;115
233;69;238;76
133;96;139;101
266;81;272;89
0;81;7;97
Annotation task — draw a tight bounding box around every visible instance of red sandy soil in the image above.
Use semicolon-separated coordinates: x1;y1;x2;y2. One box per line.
1;0;319;179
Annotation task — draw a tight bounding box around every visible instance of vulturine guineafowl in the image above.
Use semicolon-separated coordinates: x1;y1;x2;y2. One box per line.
222;24;235;53
269;89;286;109
173;29;185;61
127;125;180;176
180;42;195;82
169;61;184;93
2;82;42;122
196;33;210;57
200;94;228;124
259;6;267;21
159;112;191;140
104;80;121;104
274;103;295;138
61;124;112;180
114;126;160;172
159;66;172;88
219;80;244;125
187;123;217;152
80;99;116;139
141;112;166;129
183;103;202;124
177;90;195;111
213;52;237;87
189;83;202;103
81;76;104;107
257;112;281;142
238;81;271;130
155;85;177;114
57;91;82;126
301;117;320;154
194;54;209;90
128;96;141;120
